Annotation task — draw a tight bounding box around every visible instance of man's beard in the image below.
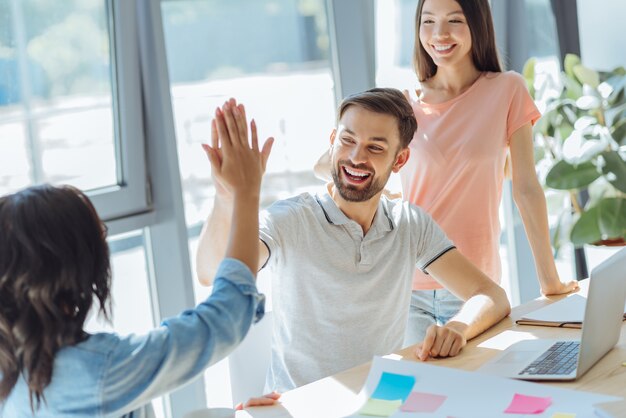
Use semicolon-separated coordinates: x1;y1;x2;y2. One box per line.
331;160;390;202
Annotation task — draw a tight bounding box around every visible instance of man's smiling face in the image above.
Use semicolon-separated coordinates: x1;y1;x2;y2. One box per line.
330;105;405;202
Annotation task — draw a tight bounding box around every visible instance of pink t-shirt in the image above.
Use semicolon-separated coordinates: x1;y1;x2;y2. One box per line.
401;71;541;290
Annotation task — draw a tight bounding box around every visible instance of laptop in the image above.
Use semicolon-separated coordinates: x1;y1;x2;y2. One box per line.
478;247;626;381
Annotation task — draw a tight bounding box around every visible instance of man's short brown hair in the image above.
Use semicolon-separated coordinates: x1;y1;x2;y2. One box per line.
338;88;417;149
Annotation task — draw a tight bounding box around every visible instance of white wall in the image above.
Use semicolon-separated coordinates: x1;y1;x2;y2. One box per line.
578;0;626;70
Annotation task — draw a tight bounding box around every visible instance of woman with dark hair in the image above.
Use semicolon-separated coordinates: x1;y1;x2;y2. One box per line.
0;101;275;416
401;0;579;348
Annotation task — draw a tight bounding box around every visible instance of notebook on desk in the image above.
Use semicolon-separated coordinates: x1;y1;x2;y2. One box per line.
515;293;626;329
478;247;626;381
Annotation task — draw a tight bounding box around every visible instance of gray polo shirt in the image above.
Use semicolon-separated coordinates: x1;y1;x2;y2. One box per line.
259;191;454;392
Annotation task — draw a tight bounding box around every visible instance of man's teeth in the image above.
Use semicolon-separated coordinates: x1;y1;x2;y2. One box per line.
434;45;453;51
345;167;369;177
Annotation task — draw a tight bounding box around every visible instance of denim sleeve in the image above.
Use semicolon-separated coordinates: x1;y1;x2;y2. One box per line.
100;258;265;416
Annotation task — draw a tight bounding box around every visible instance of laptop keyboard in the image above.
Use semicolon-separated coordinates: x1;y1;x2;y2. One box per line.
519;341;580;376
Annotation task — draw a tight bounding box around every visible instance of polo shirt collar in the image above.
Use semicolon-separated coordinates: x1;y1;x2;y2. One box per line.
315;188;394;233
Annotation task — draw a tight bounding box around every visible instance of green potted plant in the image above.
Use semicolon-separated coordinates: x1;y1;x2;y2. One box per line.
523;54;626;251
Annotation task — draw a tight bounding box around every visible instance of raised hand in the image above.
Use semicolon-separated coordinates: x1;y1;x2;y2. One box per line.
200;98;274;274
202;98;274;200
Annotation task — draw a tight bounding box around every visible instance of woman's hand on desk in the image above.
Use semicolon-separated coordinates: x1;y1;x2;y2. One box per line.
235;392;281;410
415;323;467;361
540;279;579;296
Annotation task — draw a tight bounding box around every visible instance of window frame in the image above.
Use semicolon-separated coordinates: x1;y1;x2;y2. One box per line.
86;0;151;222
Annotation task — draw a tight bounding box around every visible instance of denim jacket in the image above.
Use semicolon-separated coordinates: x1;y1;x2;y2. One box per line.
2;258;265;417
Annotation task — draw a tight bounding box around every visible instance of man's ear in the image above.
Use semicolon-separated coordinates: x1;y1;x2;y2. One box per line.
330;129;337;146
392;147;410;173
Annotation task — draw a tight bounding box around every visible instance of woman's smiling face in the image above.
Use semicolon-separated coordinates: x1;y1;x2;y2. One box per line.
419;0;473;69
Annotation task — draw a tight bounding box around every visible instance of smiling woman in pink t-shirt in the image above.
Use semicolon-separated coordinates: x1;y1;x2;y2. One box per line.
402;0;578;347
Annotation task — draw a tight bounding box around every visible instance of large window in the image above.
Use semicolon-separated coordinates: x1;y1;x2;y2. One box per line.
375;0;417;90
160;0;336;308
161;0;335;232
0;0;117;193
0;1;186;417
160;0;336;406
0;0;149;221
0;0;160;332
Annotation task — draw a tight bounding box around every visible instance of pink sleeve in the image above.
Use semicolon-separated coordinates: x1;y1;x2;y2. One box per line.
506;72;542;142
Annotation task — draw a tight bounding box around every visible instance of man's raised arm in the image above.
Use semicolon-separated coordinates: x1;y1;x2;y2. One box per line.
196;99;273;286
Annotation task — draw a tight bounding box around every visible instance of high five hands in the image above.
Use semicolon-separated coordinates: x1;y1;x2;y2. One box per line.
202;98;274;200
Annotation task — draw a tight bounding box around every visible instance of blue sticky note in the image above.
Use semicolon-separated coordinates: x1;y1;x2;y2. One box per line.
371;372;416;402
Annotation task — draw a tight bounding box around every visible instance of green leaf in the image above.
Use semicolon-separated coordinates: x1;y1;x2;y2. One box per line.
523;58;536;98
611;119;626;145
610;88;626;107
612;66;626;76
558;121;574;141
601;151;626;193
563;74;583;100
546;160;601;190
573;64;600;88
564;54;581;79
571;198;626;246
597;198;626;239
571;207;602;246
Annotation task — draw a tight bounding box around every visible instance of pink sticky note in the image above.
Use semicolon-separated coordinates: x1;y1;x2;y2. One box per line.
504;393;552;414
400;391;447;413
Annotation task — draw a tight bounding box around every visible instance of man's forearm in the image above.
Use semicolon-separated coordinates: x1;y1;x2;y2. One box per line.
447;287;510;341
197;196;234;285
427;249;511;340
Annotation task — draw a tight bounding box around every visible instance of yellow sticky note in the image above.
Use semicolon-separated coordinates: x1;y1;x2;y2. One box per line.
552;413;576;418
359;398;402;416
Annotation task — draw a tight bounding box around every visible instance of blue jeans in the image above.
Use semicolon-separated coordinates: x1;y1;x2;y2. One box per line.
403;289;464;347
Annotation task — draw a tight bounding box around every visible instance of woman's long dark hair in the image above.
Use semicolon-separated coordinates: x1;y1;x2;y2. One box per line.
413;0;502;81
0;184;111;410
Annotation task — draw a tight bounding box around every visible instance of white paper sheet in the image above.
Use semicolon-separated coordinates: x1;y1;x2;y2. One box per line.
520;294;589;323
343;356;621;418
519;294;626;323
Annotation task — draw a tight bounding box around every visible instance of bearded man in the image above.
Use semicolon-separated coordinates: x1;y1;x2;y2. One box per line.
196;88;510;393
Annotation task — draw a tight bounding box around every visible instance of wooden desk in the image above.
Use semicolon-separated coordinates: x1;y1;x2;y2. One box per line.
242;281;626;417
